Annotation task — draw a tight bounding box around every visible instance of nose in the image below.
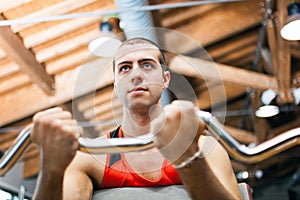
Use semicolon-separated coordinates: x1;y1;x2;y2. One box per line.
130;64;144;85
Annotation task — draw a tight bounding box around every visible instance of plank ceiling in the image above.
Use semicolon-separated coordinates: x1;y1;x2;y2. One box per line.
0;0;299;186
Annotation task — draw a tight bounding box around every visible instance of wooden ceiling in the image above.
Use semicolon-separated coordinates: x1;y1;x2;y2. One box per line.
0;0;299;185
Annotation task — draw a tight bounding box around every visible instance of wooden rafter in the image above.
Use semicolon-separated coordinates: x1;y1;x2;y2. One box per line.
224;125;257;145
169;55;278;90
0;58;113;126
164;0;262;53
0;14;55;95
196;82;246;110
276;0;294;104
10;0;98;33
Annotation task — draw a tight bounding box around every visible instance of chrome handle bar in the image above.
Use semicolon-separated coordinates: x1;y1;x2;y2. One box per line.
1;110;300;176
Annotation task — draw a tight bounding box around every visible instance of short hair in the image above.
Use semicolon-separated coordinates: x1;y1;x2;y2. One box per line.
113;37;167;72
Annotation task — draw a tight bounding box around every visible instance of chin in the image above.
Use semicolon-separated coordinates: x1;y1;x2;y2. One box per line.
127;100;152;111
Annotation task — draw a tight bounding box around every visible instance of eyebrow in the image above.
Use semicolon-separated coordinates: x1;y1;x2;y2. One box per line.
116;58;158;67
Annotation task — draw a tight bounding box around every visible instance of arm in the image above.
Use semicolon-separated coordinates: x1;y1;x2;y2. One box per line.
177;136;242;200
151;100;242;200
31;107;82;200
63;151;106;200
63;155;93;200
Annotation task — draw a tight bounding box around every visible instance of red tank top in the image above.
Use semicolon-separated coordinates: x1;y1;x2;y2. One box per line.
100;127;182;189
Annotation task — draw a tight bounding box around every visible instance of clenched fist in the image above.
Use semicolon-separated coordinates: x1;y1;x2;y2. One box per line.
31;107;82;174
150;100;206;165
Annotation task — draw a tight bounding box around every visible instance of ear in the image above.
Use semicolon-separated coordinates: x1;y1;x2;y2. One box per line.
162;71;170;89
113;74;118;91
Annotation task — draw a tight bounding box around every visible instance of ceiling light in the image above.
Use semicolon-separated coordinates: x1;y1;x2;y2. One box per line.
256;89;279;118
280;2;300;41
88;37;122;57
255;105;280;118
88;16;122;57
261;89;277;105
293;87;300;105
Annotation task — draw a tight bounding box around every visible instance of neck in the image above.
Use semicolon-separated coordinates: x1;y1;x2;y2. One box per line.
121;105;162;137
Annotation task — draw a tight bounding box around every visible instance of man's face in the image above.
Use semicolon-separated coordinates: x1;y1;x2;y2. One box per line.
114;43;170;111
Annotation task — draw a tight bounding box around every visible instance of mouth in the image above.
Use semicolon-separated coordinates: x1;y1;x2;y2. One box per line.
128;86;148;93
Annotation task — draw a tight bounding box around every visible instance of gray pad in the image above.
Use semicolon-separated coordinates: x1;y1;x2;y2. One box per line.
93;185;190;200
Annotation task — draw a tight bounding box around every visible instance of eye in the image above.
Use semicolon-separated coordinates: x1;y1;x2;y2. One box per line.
141;62;154;69
119;65;130;72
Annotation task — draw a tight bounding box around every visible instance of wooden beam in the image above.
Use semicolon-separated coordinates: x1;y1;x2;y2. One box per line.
45;46;91;75
217;44;257;64
266;18;278;73
169;55;278;90
0;0;32;12
0;60;19;78
161;4;219;29
84;99;122;119
206;30;258;60
23;16;102;49
19;0;115;48
224;125;257;145
95;106;123;121
276;0;294;104
62;102;99;138
10;0;97;33
291;47;300;59
34;27;100;63
0;48;6;59
250;89;269;143
232;55;254;68
196;82;246;110
0;14;55;95
77;85;115;111
0;72;30;95
23;155;39;178
164;0;262;52
0;58;113;126
0;132;19;151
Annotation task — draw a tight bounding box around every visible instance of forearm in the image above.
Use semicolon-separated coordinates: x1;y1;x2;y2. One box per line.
177;158;241;200
175;136;242;200
33;170;64;200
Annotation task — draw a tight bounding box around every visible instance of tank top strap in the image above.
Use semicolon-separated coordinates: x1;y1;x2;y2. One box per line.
106;127;123;167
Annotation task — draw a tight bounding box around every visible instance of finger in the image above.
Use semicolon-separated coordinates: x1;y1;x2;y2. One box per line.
61;125;82;139
56;119;78;126
33;110;72;125
53;119;83;138
42;110;72;120
33;107;62;119
171;100;194;108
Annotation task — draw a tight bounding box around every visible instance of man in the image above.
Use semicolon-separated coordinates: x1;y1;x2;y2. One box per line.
31;38;242;200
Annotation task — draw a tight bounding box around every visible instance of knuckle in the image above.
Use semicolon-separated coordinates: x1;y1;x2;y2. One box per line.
52;119;63;129
32;111;45;123
63;111;72;118
173;107;182;119
33;116;47;127
53;106;63;111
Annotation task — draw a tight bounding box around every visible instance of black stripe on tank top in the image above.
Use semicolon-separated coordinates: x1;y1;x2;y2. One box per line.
109;127;121;167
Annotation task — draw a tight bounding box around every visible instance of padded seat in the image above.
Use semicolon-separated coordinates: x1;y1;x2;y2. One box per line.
93;183;252;200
